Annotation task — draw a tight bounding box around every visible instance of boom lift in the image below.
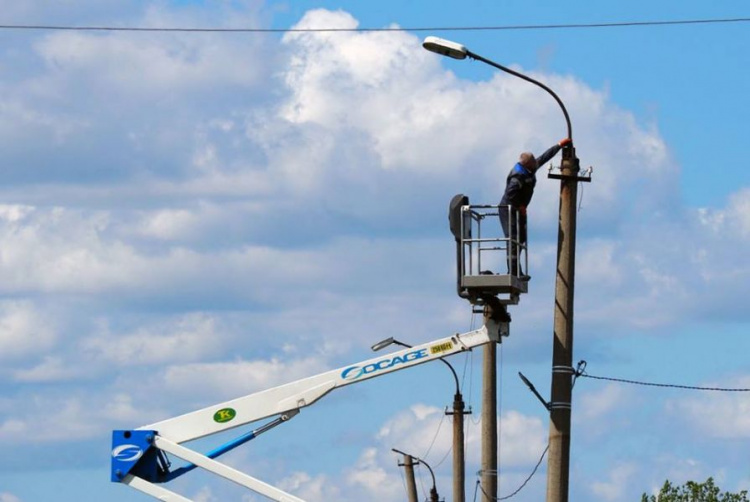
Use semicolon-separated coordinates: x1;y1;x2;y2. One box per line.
111;316;508;501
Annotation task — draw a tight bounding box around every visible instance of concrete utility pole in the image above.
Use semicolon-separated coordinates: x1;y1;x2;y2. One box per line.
394;449;440;502
398;453;419;502
378;337;465;502
481;343;497;502
446;381;468;502
480;298;508;502
481;341;497;502
545;146;581;502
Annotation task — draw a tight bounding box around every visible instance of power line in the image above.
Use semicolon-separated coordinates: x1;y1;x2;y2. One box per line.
576;361;750;392
473;444;549;501
579;373;750;392
498;444;548;501
0;17;748;34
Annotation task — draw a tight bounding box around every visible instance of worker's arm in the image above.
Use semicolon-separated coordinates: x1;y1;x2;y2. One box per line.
534;144;562;168
535;139;570;167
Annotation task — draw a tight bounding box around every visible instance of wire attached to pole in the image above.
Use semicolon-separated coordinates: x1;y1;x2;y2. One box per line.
576;360;750;392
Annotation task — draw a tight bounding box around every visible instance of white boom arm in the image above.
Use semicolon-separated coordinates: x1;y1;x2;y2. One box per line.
111;322;502;501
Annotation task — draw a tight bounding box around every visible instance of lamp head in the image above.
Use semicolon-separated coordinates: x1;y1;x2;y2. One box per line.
371;337;395;352
422;36;468;60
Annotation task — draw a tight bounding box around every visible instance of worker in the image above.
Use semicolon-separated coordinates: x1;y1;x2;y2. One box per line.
499;138;572;278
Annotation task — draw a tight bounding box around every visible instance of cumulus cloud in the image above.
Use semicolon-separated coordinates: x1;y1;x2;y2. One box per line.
376;404;546;470
343;447;405;501
82;313;224;366
156;355;332;404
12;356;86;383
667;375;750;439
275;471;340;501
0;301;57;361
589;462;639;501
0;392;146;444
575;383;636;437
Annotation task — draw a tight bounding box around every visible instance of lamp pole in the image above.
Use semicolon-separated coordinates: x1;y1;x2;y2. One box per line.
374;338;467;502
392;449;441;502
396;452;419;502
422;37;586;502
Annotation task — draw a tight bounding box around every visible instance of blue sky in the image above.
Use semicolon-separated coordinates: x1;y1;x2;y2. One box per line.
0;1;749;501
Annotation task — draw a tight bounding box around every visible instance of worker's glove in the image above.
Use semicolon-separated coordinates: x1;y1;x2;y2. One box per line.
558;138;572;147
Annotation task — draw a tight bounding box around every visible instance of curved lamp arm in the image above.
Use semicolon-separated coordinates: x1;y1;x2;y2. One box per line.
423;36;573;141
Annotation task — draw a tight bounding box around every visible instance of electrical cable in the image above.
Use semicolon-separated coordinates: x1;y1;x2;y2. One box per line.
416;463;428;502
577;361;750;392
498;444;548;500
422;411;446;459
433;441;452;469
0;17;747;33
475;443;548;500
579;373;750;392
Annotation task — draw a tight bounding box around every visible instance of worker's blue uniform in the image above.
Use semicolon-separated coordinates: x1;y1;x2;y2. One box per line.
499;144;562;275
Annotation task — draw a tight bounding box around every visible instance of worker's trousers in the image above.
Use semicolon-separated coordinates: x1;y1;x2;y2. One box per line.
499;205;526;276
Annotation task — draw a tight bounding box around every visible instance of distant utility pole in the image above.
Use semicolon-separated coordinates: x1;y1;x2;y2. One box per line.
397;453;419;502
393;449;440;502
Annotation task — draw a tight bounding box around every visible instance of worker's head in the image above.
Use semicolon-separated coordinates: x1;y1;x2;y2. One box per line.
519;152;538;171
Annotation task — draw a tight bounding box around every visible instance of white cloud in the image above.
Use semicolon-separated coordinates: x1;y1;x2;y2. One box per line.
3;3;737;337
377;405;547;469
668;376;750;439
0;301;56;361
699;188;750;238
12;356;85;383
191;486;218;502
497;410;548;467
0;205;34;223
0;493;22;502
157;355;332;403
32;5;270;98
343;447;405;502
139;207;201;241
575;383;635;435
0;392;145;444
278;471;342;502
82;313;223;366
589;462;638;501
377;404;450;458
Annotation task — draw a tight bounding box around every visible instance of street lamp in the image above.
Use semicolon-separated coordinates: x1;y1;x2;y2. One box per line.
392;448;440;502
372;337;460;394
373;337;467;502
422;36;572;141
423;36;587;502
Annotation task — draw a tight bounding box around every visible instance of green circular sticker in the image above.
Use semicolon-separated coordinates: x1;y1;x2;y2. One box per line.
213;408;237;423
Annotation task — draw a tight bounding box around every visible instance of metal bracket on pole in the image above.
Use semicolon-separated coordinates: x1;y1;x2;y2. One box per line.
547;169;592;183
482;296;511;341
547;402;572;411
551;366;575;375
518;372;551;411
